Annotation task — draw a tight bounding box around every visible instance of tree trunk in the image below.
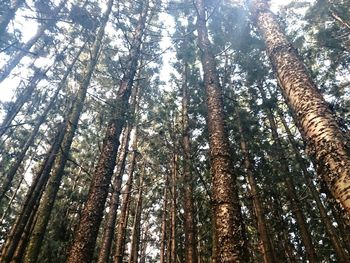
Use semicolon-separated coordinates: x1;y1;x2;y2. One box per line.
159;174;168;263
0;0;68;83
250;0;350;214
235;109;276;263
0;42;85;203
181;64;198;263
97;125;131;263
257;85;318;262
0;0;25;36
194;0;248;261
22;2;113;260
113;127;138;263
276;104;350;262
66;2;148;262
0;122;66;263
170;154;177;263
97;85;139;263
128;167;144;263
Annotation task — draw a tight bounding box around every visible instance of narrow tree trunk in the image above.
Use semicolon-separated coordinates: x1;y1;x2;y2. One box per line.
159;174;168;263
235;109;276;263
66;2;149;262
0;0;68;83
0;122;66;263
194;0;248;261
250;0;350;213
0;43;85;202
170;154;177;263
113;128;139;263
139;221;149;263
275;104;350;262
0;0;25;36
181;64;197;263
128;168;144;263
22;3;113;261
257;85;318;262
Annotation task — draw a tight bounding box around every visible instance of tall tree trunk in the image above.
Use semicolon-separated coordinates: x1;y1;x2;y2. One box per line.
113;127;139;263
159;174;168;263
0;0;68;83
257;85;318;262
250;0;350;213
66;2;149;262
235;109;276;263
97;85;139;263
128;167;144;263
97;125;131;263
194;0;248;261
22;4;113;261
0;122;66;263
181;64;198;263
276;104;350;262
0;0;25;36
0;43;85;202
170;154;177;263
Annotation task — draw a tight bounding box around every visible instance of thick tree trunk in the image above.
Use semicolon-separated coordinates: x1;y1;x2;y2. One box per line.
0;0;25;36
276;105;350;262
159;174;168;263
66;2;148;261
0;0;67;83
181;65;198;263
250;0;350;213
257;86;318;262
0;43;85;202
0;122;66;263
235;110;276;263
22;2;114;261
194;0;248;261
97;125;131;263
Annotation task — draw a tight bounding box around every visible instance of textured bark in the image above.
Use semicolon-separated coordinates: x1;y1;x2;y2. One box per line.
0;0;25;36
22;3;113;261
250;0;350;214
97;85;139;263
0;0;67;83
0;123;66;263
235;110;276;263
97;125;131;263
66;2;148;262
258;86;318;262
277;106;350;262
128;169;144;263
195;0;247;261
181;65;198;263
0;43;85;203
159;174;168;263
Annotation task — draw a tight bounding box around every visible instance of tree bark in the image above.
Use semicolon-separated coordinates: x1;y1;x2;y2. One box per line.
250;0;350;214
194;0;248;261
66;2;148;262
170;154;177;263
